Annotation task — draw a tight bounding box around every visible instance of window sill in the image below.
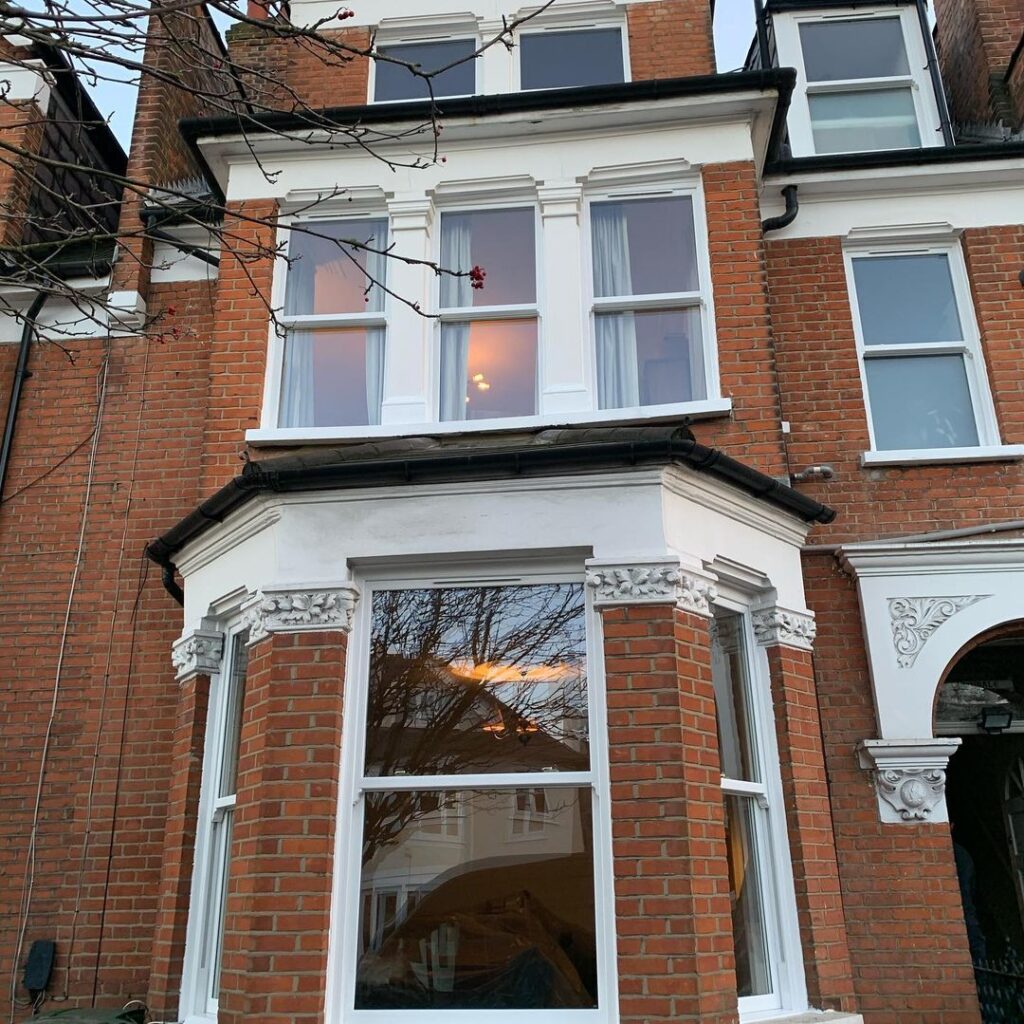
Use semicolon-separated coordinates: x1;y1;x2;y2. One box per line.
247;399;733;447
861;445;1024;467
742;1013;864;1024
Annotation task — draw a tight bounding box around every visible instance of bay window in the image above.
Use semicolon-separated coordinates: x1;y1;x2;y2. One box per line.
711;609;801;1017
439;207;539;422
280;219;388;428
847;245;997;455
338;577;612;1019
183;625;249;1021
589;194;708;410
519;27;625;90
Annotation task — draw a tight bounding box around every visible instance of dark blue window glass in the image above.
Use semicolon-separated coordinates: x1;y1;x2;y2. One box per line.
374;39;476;101
520;28;625;90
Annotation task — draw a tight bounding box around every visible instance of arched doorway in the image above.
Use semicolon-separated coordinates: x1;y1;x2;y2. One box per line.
940;629;1024;1022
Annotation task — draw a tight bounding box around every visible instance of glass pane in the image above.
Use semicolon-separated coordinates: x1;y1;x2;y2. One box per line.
800;18;911;82
279;327;385;428
853;254;963;346
284;219;387;315
595;307;705;410
866;355;980;450
365;584;589;776
520;28;625;90
374;40;477;101
809;88;920;153
356;788;597;1009
724;795;773;999
218;630;250;799
710;611;759;784
440;209;536;308
203;807;234;1001
440;320;537;421
592;196;698;297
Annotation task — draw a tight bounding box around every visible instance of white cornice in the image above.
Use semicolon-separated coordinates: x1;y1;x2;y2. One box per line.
840;537;1024;577
662;465;811;549
175;503;282;578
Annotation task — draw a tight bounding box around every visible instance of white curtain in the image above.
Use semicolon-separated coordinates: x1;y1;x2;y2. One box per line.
592;204;640;409
365;328;385;425
280;330;315;427
439;214;473;420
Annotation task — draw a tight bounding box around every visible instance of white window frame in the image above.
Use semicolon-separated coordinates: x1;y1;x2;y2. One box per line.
711;596;807;1022
368;26;482;105
513;17;631;93
262;213;391;431
325;562;619;1024
179;621;250;1024
433;199;544;424
582;182;721;415
773;6;944;158
844;238;1003;463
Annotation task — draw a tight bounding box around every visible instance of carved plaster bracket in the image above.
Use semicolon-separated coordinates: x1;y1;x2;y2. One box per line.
242;584;361;646
585;559;718;617
752;606;817;652
858;738;962;824
888;595;991;668
171;626;225;683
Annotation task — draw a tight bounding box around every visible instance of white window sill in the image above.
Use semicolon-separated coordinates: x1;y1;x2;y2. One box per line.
743;1012;864;1024
861;445;1024;467
247;399;732;447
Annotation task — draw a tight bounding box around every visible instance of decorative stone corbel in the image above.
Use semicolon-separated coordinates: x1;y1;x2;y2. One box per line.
242;584;361;646
858;738;962;824
752;605;817;651
171;625;225;683
585;558;718;617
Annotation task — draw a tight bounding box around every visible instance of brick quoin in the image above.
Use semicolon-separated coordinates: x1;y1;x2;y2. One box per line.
218;629;345;1024
601;603;738;1024
764;644;855;1011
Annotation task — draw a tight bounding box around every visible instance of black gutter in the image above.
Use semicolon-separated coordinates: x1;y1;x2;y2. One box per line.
0;291;47;504
766;139;1024;176
762;184;799;232
143;223;220;269
145;427;835;603
179;69;798;200
916;0;955;147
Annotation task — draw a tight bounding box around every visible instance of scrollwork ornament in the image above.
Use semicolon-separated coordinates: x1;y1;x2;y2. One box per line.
171;629;224;682
875;767;948;821
752;607;817;651
676;572;718;618
585;564;683;605
888;595;990;668
243;586;359;644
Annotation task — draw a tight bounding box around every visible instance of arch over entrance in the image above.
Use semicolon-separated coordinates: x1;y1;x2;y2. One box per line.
940;629;1024;1022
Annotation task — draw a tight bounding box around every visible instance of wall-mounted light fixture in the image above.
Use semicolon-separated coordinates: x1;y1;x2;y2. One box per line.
980;705;1014;734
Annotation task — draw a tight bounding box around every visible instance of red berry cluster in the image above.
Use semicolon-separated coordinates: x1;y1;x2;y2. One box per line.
470;265;486;291
337;7;355;19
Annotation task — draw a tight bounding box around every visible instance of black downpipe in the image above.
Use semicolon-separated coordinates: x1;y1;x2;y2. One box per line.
916;0;955;147
762;184;799;233
0;291;48;503
160;563;185;606
753;0;771;70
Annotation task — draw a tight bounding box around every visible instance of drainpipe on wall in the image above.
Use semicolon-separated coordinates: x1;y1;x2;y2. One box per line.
0;290;48;504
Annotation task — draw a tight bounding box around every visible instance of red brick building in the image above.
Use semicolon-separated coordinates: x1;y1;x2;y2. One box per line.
2;0;1024;1022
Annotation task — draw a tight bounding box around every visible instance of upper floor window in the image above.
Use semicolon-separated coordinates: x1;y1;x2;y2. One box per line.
374;39;477;102
589;194;708;410
774;7;943;157
280;219;387;428
438;207;538;422
520;27;626;90
847;244;998;455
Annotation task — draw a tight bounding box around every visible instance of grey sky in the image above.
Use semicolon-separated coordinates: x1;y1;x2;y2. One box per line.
89;2;759;148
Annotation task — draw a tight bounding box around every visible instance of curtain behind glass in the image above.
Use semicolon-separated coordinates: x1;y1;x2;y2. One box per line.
440;214;473;419
280;330;315;426
365;328;386;426
592;205;639;409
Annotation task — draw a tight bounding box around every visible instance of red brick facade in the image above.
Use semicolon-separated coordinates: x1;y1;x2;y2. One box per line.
1;0;1021;1022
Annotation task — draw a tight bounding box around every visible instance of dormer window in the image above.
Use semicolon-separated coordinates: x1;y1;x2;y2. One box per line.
373;38;477;102
773;6;944;157
519;27;626;90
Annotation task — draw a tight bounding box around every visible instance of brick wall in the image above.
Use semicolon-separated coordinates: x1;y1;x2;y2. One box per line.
766;229;1024;545
804;558;981;1024
626;0;716;79
602;603;738;1023
934;0;1024;126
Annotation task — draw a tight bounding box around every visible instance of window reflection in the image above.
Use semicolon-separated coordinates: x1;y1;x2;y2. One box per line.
365;585;589;777
357;788;597;1009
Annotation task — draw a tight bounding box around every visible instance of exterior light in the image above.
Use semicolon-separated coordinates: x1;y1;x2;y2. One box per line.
980;706;1014;734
